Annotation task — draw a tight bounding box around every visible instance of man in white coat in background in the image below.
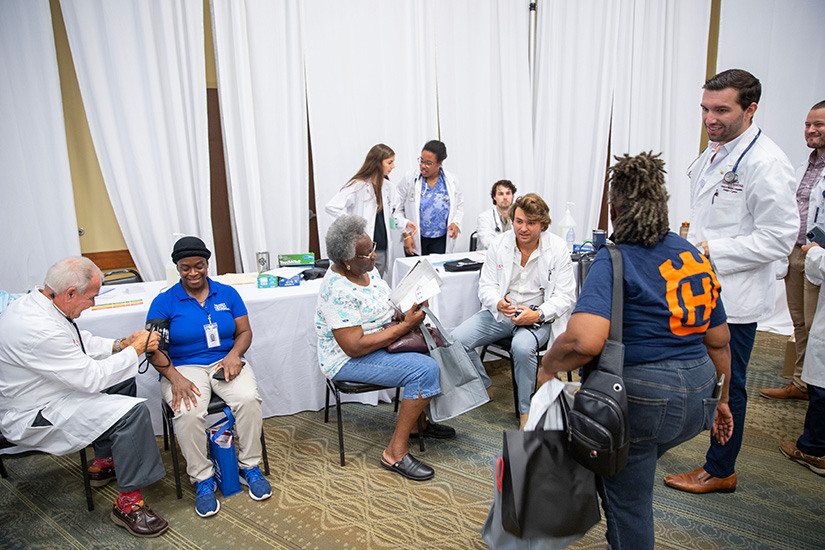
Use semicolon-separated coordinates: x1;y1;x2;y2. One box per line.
0;257;169;537
664;69;798;494
452;193;576;429
475;179;516;250
761;101;825;401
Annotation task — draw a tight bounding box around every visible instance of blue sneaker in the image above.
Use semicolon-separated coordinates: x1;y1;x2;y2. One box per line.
239;466;271;501
194;477;220;518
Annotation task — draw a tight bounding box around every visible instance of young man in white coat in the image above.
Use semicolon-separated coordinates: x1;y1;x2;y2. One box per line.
451;193;576;428
475;179;516;250
664;69;798;494
396;140;463;256
0;257;169;537
761;101;825;401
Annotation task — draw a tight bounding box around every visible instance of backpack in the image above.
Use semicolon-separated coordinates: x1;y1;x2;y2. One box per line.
568;245;630;477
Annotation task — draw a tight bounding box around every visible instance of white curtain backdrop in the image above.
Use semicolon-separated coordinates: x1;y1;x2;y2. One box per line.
532;0;621;238
59;0;213;281
717;0;825;168
210;0;309;273
611;0;712;234
0;0;80;293
432;0;534;251
304;0;438;260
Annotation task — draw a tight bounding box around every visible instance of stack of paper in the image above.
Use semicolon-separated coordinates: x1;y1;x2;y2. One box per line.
389;259;443;312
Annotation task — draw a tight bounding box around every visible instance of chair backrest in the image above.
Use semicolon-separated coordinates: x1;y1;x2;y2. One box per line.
469;231;479;251
102;269;143;285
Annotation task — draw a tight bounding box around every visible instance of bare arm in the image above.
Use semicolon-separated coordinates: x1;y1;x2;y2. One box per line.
704;322;733;444
333;303;425;358
537;312;610;385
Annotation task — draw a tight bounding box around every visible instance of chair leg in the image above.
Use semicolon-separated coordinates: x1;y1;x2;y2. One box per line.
416;416;425;452
334;388;346;467
260;430;270;476
509;354;520;419
163;409;183;500
324;384;331;423
393;387;400;413
79;448;94;511
162;413;169;451
0;455;7;479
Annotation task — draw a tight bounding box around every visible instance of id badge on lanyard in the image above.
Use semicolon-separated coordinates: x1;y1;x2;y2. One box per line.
204;313;220;348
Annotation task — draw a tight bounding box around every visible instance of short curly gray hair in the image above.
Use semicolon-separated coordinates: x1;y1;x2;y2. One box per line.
44;256;104;294
326;215;368;265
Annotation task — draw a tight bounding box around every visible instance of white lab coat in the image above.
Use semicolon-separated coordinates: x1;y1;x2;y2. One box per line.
475;207;511;250
803;245;825;387
0;290;141;456
325;178;399;280
478;230;576;339
687;124;798;323
395;168;464;254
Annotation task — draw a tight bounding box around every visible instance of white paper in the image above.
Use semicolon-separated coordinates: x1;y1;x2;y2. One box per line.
390;258;443;312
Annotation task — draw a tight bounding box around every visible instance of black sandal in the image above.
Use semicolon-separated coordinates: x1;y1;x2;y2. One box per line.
380;453;434;481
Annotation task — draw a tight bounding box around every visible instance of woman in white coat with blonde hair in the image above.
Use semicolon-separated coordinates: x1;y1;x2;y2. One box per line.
326;143;399;279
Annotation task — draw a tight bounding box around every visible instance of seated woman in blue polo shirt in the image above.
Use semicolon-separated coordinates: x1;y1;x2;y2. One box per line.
147;236;270;518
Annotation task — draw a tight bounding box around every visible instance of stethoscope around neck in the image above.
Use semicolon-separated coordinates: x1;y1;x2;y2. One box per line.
686;127;762;183
722;128;762;184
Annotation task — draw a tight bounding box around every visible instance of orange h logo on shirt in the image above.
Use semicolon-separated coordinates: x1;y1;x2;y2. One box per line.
658;251;721;336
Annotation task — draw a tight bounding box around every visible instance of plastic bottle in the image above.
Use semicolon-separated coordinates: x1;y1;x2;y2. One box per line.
558;202;577;251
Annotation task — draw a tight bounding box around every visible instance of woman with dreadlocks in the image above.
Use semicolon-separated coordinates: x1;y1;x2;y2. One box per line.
538;152;734;549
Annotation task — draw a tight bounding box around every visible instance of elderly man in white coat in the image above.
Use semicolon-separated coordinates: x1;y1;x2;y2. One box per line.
779;241;825;475
451;193;576;428
396;140;464;256
0;257;168;537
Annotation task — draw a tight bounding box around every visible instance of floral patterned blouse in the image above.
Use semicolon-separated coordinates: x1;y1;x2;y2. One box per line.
315;268;394;378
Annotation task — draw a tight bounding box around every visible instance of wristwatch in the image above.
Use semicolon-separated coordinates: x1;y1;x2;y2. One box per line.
114;338;124;352
537;310;545;323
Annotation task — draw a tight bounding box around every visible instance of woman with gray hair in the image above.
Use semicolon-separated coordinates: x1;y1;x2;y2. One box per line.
316;215;454;481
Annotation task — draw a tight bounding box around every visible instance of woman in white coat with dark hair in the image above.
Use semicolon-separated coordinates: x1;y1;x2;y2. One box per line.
326;143;399;279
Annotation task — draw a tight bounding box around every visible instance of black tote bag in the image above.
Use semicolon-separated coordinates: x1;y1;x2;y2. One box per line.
498;402;601;539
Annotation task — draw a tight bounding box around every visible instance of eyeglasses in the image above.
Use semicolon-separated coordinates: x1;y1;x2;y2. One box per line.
354;241;377;259
418;157;435;167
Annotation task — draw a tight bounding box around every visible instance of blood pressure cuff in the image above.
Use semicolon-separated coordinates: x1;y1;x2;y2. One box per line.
443;258;484;272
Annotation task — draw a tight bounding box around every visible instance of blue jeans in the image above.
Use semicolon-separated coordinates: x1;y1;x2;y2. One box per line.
600;356;718;550
333;349;440;400
704;322;756;478
798;383;825;456
451;309;553;414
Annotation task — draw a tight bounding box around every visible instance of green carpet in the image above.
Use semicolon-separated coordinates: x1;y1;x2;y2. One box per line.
1;331;823;549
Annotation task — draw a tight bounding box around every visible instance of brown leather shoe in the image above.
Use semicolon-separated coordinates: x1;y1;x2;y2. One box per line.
88;465;116;487
663;467;736;493
110;501;169;537
779;440;825;476
759;384;808;400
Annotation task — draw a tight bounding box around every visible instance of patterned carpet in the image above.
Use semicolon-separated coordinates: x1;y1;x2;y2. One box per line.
1;331;823;549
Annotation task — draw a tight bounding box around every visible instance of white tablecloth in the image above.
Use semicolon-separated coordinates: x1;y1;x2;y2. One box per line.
391;252;487;333
77;278;392;434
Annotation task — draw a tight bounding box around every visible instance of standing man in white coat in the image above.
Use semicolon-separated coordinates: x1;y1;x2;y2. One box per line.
664;69;798;494
761;101;825;401
0;257;169;537
475;179;516;250
396;140;464;256
452;194;576;428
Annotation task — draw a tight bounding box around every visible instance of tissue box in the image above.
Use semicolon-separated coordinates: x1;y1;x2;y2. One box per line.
278;253;315;267
257;268;302;288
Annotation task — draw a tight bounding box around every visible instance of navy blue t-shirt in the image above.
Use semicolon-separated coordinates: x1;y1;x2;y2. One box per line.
574;233;726;366
146;278;248;366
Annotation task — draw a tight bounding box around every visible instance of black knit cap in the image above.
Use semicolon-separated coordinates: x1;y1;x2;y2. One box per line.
171;236;211;264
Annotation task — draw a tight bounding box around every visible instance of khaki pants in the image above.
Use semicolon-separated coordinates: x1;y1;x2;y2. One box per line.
161;360;263;483
784;245;820;392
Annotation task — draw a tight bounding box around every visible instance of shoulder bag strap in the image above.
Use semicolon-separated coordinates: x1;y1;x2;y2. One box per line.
606;245;623;343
